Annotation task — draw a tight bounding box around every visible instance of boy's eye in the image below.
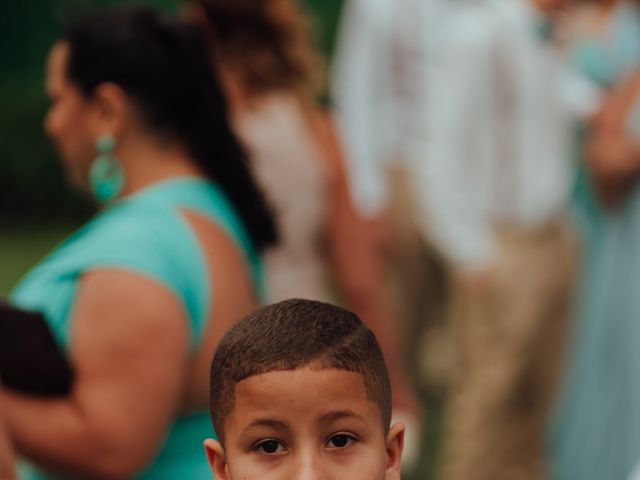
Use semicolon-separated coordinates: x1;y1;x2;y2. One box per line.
326;434;356;449
254;439;287;455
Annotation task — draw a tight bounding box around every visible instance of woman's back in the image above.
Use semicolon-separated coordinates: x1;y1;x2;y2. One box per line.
234;93;333;302
13;177;261;479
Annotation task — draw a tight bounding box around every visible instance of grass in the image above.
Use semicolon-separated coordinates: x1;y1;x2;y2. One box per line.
0;222;80;295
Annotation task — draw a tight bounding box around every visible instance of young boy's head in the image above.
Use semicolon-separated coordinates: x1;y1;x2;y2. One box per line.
205;299;404;480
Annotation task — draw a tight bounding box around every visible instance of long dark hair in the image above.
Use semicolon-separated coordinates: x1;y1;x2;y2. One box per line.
64;5;277;252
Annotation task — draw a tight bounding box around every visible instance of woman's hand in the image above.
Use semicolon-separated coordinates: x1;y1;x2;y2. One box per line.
587;130;639;208
587;73;640;208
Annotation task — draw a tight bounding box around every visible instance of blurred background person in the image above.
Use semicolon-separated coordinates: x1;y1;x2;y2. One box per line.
189;0;330;303
189;0;419;424
408;0;591;478
560;0;640;237
2;5;276;478
331;0;448;472
332;0;450;385
550;0;640;473
563;0;640;88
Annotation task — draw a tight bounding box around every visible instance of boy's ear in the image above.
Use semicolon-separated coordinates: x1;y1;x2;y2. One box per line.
384;423;405;480
204;438;230;480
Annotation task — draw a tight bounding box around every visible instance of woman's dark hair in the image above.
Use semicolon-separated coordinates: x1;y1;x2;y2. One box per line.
64;5;277;252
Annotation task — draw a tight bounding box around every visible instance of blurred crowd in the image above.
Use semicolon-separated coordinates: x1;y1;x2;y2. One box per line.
334;0;640;478
3;0;640;479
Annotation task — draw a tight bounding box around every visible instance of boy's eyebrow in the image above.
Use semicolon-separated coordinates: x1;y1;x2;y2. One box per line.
319;410;366;424
245;419;290;432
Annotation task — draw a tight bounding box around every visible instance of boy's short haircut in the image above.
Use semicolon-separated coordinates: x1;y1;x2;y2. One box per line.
209;299;392;442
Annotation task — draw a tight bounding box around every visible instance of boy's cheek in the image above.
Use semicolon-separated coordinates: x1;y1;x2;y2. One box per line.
225;455;284;480
223;447;282;480
227;451;386;480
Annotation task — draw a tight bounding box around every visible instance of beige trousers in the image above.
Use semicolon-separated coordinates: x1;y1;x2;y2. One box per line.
442;222;577;480
386;166;451;394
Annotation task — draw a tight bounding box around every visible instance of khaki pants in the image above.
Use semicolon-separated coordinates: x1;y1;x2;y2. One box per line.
386;166;451;393
442;222;577;480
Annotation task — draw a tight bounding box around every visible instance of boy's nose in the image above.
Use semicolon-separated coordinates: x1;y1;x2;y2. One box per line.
292;449;326;480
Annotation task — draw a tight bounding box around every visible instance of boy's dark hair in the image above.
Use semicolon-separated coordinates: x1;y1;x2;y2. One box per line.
209;299;392;442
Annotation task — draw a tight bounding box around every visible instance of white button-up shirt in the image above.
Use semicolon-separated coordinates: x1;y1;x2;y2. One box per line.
409;0;595;271
332;0;443;218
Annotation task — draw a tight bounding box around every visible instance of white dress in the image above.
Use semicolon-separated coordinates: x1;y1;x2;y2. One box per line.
233;93;334;302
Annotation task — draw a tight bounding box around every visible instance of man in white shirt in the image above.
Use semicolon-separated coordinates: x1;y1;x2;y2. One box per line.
332;0;454;384
332;0;449;217
409;0;590;478
331;0;448;471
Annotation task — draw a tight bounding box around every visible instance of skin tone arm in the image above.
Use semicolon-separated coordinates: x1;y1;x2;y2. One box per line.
587;73;640;208
2;269;190;479
0;403;16;480
311;109;419;413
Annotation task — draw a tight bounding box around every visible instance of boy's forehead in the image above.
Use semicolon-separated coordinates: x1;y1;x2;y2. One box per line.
226;368;383;431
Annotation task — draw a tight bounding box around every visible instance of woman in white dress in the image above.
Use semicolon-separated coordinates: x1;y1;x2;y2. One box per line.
188;0;419;415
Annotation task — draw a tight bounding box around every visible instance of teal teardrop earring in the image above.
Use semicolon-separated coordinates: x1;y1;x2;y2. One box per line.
90;134;124;204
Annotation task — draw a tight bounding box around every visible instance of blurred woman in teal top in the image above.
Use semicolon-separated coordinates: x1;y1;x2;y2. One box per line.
564;0;640;240
550;2;640;478
1;5;276;479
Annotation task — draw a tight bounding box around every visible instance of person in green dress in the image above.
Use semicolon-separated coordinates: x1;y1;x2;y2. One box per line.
550;2;640;479
1;5;276;479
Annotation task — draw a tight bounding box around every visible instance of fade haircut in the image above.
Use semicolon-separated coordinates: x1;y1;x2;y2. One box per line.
209;299;392;443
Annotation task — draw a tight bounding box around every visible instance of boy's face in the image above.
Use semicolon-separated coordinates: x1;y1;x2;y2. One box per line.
205;368;404;480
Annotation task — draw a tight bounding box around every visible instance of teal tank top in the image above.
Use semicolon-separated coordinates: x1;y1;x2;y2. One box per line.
11;177;262;479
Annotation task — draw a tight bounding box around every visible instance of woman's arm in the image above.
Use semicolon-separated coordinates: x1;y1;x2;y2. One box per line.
0;402;16;480
587;73;640;208
3;269;190;478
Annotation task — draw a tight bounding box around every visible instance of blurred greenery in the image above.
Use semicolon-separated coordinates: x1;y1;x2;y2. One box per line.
303;0;344;61
0;223;80;295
